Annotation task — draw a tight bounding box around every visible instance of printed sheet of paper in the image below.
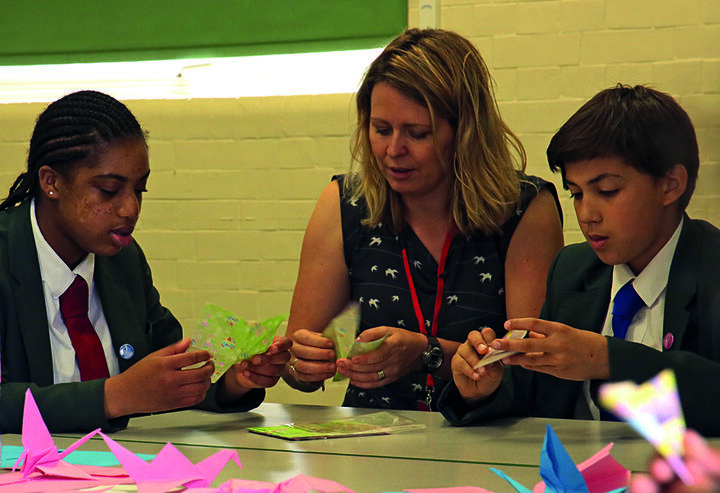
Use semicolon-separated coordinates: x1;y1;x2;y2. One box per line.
248;411;423;441
187;303;286;383
474;330;528;369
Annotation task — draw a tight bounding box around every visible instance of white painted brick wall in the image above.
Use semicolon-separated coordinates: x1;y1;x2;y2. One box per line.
1;0;718;405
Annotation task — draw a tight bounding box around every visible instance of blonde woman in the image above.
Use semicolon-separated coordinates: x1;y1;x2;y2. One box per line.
283;28;563;411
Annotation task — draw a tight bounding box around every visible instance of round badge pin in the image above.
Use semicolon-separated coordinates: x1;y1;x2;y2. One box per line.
119;343;135;359
663;333;674;350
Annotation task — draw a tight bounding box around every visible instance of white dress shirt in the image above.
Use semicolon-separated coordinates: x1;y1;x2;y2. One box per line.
30;199;120;383
583;217;683;419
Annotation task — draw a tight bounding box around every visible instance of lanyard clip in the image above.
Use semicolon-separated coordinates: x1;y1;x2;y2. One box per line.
425;384;435;410
424;373;435;410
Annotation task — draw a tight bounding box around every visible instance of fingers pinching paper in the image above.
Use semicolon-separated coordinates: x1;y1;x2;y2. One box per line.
599;369;693;485
321;303;387;381
474;330;528;369
187;303;287;383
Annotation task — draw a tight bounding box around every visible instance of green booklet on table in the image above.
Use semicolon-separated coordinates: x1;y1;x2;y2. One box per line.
248;411;423;441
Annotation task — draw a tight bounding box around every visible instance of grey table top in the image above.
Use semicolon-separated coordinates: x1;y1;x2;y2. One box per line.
49;402;671;473
2;434;541;491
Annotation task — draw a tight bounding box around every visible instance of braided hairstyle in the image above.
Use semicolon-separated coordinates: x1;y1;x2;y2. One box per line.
0;90;145;212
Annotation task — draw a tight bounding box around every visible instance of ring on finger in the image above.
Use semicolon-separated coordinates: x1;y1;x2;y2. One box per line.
289;359;298;374
377;369;386;381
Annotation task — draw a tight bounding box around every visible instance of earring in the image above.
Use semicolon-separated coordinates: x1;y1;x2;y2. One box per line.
49;191;54;196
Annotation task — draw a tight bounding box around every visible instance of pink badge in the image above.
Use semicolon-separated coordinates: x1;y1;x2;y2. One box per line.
663;333;674;349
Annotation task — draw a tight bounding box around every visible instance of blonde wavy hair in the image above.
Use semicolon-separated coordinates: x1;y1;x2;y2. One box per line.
347;28;526;236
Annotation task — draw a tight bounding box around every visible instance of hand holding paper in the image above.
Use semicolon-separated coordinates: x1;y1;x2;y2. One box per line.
320;303;388;382
187;303;287;383
474;330;528;369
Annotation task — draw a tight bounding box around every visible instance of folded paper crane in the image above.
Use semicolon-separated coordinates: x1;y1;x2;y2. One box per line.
3;389;357;493
599;369;692;485
98;434;242;493
2;389;242;493
491;425;630;493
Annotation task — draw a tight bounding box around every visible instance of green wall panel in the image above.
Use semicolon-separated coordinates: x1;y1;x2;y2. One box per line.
0;0;407;65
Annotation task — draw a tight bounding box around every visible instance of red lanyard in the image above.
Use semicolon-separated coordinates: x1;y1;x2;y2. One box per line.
400;230;453;393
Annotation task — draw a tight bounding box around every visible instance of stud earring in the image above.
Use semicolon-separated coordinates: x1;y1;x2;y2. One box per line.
49;191;54;196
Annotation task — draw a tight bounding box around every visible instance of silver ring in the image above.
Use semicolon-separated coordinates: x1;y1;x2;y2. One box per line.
377;369;386;381
289;360;297;374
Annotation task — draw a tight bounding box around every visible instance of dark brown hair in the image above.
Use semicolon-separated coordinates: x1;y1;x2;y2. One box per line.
547;84;699;209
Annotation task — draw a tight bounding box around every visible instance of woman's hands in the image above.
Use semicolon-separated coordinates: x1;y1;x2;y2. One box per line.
286;328;337;386
335;327;430;388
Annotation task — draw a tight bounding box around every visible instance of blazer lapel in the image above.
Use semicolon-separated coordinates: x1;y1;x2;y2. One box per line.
555;261;612;333
95;253;148;372
663;217;698;350
8;201;55;386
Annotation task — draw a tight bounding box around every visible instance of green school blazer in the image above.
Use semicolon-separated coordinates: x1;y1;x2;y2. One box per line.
439;215;720;437
0;200;263;433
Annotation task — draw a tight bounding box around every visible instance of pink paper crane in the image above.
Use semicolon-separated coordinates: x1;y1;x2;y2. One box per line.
4;389;242;493
98;432;242;493
14;389;102;480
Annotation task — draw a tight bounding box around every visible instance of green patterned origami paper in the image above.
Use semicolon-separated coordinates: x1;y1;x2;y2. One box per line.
322;303;387;382
188;303;286;383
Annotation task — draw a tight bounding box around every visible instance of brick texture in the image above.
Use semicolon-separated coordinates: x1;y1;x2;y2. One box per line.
1;0;718;405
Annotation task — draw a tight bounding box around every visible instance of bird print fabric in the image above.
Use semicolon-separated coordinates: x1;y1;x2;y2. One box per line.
334;174;558;411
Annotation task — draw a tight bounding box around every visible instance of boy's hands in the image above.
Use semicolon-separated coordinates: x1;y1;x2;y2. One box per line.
104;338;213;418
452;319;611;404
451;327;506;405
497;318;610;381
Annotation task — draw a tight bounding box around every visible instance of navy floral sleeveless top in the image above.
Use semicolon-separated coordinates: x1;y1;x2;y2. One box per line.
336;174;560;411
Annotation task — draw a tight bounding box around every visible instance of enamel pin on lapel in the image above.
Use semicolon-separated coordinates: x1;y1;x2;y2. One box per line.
119;344;134;359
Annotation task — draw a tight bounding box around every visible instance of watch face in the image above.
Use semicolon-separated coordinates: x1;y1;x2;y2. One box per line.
423;344;443;371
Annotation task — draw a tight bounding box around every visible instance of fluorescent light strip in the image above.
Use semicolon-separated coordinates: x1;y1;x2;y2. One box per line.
0;48;383;103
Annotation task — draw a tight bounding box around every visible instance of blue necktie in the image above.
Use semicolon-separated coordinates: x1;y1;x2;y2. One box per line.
600;281;646;421
611;281;645;339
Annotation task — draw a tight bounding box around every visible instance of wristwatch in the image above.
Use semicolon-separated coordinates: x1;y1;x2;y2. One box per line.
420;336;444;373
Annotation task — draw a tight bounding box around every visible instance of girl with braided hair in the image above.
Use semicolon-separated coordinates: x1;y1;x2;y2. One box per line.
0;90;291;433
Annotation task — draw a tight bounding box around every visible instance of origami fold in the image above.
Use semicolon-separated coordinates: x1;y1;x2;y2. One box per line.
2;389;242;493
599;369;692;485
491;425;630;493
188;303;286;383
208;473;355;492
321;303;388;382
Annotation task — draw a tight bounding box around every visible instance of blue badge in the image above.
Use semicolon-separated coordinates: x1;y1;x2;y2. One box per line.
119;343;135;360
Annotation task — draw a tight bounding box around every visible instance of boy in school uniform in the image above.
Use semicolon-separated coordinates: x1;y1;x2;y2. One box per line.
0;90;292;433
437;84;720;436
